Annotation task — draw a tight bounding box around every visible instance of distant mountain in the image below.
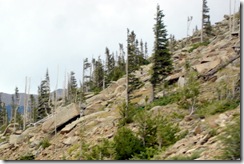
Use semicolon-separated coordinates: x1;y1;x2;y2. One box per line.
5;105;24;120
0;89;64;106
0;92;37;106
1;89;64;120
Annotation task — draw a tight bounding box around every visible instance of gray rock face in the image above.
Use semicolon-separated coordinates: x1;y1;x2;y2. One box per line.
42;103;80;133
9;135;22;145
62;136;79;145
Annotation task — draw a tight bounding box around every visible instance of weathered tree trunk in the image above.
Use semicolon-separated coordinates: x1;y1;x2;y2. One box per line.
200;54;240;80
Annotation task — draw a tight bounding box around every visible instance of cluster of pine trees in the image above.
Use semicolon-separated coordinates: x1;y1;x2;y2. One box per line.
0;0;213;131
83;36;149;94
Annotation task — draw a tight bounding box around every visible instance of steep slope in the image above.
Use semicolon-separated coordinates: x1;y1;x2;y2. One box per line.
0;14;240;160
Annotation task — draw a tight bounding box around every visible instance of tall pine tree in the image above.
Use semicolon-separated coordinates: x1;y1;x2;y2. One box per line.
37;69;51;120
150;4;173;101
68;71;78;103
127;29;143;99
0;94;8;129
201;0;211;42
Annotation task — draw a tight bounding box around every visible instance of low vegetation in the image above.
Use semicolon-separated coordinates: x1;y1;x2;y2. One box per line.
19;153;35;160
188;41;210;53
39;138;51;149
218;116;240;160
196;99;240;118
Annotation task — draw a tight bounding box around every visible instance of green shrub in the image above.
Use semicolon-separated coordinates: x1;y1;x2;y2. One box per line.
40;138;51;149
197;100;240;117
82;139;115;160
131;147;158;160
188;41;210;53
19;153;35;160
118;102;138;127
157;118;180;149
134;110;158;147
114;127;144;160
145;92;180;110
219;116;240;160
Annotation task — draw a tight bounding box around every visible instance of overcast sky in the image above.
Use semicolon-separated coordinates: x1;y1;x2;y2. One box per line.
0;0;240;94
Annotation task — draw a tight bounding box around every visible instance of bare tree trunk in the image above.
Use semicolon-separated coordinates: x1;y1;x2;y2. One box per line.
54;65;59;158
189;98;196;116
126;32;129;118
229;0;232;37
26;77;31;126
201;54;240;80
23;77;28;130
13;98;20;132
63;70;66;105
201;0;204;43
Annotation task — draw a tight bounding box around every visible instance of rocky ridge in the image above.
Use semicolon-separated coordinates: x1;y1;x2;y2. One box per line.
0;13;240;160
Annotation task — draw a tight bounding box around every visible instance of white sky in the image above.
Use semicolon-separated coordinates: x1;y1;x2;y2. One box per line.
0;0;241;94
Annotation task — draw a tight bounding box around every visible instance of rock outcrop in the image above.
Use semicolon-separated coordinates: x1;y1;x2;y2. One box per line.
42;103;80;133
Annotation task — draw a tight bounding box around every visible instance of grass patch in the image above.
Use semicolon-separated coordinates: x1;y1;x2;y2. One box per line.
188;41;210;53
19;153;35;160
68;144;80;156
145;92;180;110
196;99;239;118
217;116;240;160
39;138;51;149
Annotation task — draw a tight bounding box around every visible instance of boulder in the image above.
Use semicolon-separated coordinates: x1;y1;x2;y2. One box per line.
61;119;80;134
178;76;186;88
84;102;104;116
14;130;23;135
116;77;126;86
0;143;10;150
150;106;163;115
165;72;184;82
30;140;41;148
86;93;108;105
192;59;221;74
42;103;80;133
9;135;23;145
114;85;126;97
106;82;119;95
63;136;79;145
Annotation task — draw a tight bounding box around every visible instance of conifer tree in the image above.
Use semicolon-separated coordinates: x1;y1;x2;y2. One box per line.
145;42;148;59
68;71;78;103
93;56;104;91
118;43;126;72
150;4;173;101
30;94;37;123
14;87;20;129
105;47;116;85
127;29;143;99
0;95;8;129
201;0;211;42
169;34;176;53
37;70;52;120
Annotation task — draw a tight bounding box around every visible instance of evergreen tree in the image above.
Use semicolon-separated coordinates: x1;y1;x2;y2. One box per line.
127;29;143;98
169;34;177;53
0;95;8;129
92;56;104;92
118;43;126;73
202;0;211;41
150;4;173;101
145;42;148;59
30;94;37;123
68;71;78;103
105;47;116;85
37;70;52;120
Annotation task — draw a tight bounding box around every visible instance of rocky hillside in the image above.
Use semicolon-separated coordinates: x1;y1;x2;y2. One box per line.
0;14;240;160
